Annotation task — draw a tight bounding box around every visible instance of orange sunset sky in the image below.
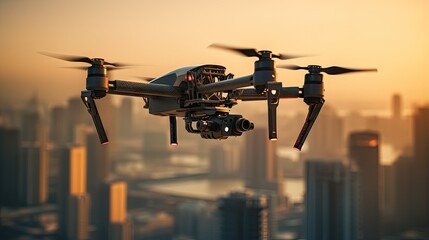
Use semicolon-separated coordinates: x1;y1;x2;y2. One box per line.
0;0;428;114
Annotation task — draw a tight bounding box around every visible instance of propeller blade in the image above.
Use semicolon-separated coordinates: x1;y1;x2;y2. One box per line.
274;53;309;60
59;66;128;71
38;52;93;64
104;61;133;68
277;64;308;70
210;43;310;61
106;66;128;71
58;66;88;71
322;66;378;75
279;64;378;75
208;43;259;57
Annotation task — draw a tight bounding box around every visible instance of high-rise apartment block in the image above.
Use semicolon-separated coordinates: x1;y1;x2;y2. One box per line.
57;146;90;240
349;131;380;240
218;191;268;240
305;160;359;240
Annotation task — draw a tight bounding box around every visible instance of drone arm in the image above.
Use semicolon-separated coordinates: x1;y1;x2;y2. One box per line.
108;80;181;98
197;75;253;94
81;91;109;144
233;87;301;101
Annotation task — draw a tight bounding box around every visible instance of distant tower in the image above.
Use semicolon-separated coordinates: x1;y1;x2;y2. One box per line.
244;128;283;195
97;180;133;240
50;106;69;144
21;94;46;142
305;160;359;240
411;106;429;227
19;142;48;206
218;191;268;240
391;155;414;230
243;128;283;236
210;145;241;177
348;131;380;240
1;128;48;207
0;127;20;207
57;146;90;240
392;94;402;120
86;132;110;229
413;106;429;166
21;110;41;142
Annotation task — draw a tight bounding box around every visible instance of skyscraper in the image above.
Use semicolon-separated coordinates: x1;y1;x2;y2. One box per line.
1;123;48;208
50;106;69;144
244;128;283;195
387;107;429;232
57;145;90;240
411;106;429;227
392;94;402;120
243;128;283;236
380;164;395;230
66;194;91;240
348;131;380;240
0;127;20;207
86;132;109;227
19;142;48;206
386;93;411;150
21;94;46;143
209;144;241;177
97;180;133;240
21;110;42;142
305;160;359;240
391;155;414;230
218;191;268;240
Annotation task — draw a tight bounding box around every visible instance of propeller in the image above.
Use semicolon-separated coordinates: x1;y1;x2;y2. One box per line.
59;66;129;71
38;52;133;67
208;43;307;60
278;64;378;75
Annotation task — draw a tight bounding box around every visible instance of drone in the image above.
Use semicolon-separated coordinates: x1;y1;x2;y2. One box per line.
40;44;377;150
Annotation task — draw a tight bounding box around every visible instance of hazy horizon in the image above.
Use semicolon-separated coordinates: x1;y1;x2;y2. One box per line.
1;0;428;112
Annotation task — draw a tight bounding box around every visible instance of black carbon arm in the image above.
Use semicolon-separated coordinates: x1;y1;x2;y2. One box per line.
108;80;181;98
197;75;253;94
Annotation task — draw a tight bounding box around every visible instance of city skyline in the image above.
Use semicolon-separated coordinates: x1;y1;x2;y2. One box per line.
1;91;428;239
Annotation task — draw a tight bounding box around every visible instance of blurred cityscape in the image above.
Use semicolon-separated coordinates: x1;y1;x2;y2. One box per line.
0;93;428;240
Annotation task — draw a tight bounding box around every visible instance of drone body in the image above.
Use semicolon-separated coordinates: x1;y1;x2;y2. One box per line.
40;45;377;150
